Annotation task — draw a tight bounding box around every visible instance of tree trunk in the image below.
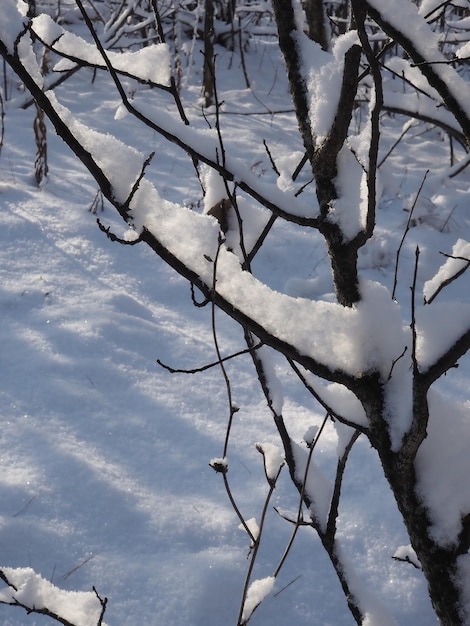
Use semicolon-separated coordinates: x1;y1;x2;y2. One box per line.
382;453;465;625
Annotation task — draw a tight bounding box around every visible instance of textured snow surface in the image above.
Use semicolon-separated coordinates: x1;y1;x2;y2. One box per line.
1;2;470;625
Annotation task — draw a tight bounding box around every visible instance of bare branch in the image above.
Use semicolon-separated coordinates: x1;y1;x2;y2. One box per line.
156;342;262;374
392;170;429;300
273;414;330;579
324;429;361;548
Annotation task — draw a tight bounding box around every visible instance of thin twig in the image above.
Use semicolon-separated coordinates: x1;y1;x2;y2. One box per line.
93;586;108;626
263;139;280;176
287;359;369;435
61;554;95;580
392;170;429;300
378;121;414;169
242;214;277;270
12;496;35;518
206;237;256;544
324;429;360;546
237;465;282;626
387;345;408;381
272;574;302;597
190;282;210;307
122;151;155;215
410;246;420;377
149;0;190;125
96;218;142;245
273;413;330;579
156;342;262;374
352;0;383;241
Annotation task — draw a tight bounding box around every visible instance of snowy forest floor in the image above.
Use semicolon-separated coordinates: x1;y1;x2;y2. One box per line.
1;29;470;626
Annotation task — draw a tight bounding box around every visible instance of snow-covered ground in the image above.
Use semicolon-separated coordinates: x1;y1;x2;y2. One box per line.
1;20;470;625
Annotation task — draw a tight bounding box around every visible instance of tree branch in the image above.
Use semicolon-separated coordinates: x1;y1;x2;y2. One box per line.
364;0;470;141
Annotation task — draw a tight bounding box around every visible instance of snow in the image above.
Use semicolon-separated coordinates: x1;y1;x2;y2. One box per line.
415;391;470;547
0;0;28;53
416;303;470;370
46;90;149;205
256;442;284;482
202;165;231;212
240;517;260;543
329;145;367;241
0;567;106;626
36;92;406;379
1;2;470;625
241;576;275;623
253;346;284;415
303;31;359;142
393;545;420;569
291;440;332;532
32;14;171;86
367;0;470;118
341;550;400;626
423;239;470;303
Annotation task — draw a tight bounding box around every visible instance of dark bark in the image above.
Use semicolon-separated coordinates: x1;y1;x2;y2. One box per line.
380;449;465;626
271;0;316;160
304;0;329;50
322;227;362;307
357;372;467;626
273;0;363;307
313;44;363;306
202;0;215;107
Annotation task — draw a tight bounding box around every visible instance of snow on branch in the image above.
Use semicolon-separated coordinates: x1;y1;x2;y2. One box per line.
423;239;470;304
31;14;171;86
365;0;470;139
241;576;275;624
0;0;28;54
415;391;470;549
0;567;107;626
256;442;285;486
0;22;410;389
